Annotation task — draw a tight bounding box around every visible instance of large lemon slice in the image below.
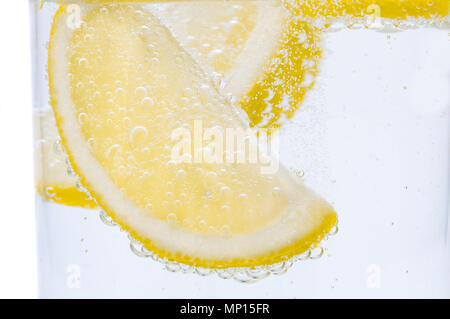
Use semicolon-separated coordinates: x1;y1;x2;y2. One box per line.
49;4;337;268
152;1;322;131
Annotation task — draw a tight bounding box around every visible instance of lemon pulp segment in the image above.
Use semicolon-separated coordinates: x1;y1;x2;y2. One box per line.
49;4;337;268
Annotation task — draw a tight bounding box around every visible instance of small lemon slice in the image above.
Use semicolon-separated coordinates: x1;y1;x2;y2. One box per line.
49;4;337;268
34;106;96;208
284;0;449;19
153;1;322;131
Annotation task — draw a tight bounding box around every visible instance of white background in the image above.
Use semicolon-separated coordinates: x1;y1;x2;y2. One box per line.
0;1;37;298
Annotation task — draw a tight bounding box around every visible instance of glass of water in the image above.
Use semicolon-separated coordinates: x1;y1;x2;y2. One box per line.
31;0;450;298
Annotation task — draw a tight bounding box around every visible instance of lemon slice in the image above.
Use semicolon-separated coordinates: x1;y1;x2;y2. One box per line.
49;4;337;268
34;106;96;209
153;1;322;131
284;0;449;19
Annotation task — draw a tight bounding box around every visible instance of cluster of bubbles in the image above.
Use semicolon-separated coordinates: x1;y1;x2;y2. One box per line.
327;15;450;32
98;209;338;283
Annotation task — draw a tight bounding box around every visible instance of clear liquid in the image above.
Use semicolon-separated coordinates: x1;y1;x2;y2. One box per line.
32;0;450;298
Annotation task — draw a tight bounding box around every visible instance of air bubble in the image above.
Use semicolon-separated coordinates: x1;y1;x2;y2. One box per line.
220;205;230;214
139;25;150;34
176;169;186;179
44;187;55;198
87;138;96;150
134;86;148;99
166;213;178;224
117;107;127;116
220;186;232;199
99;7;109;15
141;97;154;108
115;87;125;97
174;200;182;208
237;193;249;203
182;218;193;228
78;57;88;67
198;220;207;229
166;160;177;169
130;126;148;145
105;144;121;159
78;113;88;125
272;186;281;196
206;171;218;184
122;117;132;128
